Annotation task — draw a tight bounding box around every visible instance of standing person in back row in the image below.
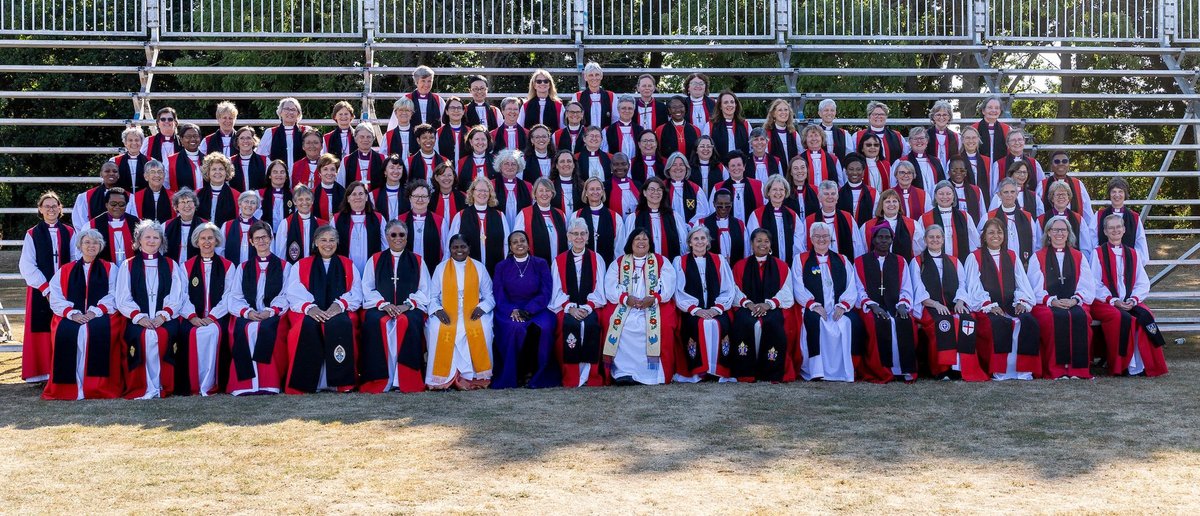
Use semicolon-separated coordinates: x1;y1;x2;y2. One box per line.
256;98;313;164
575;62;617;130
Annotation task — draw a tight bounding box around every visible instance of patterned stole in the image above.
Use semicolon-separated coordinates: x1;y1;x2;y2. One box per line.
603;255;662;358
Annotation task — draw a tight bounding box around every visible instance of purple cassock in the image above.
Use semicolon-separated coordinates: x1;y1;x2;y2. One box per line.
491;255;561;389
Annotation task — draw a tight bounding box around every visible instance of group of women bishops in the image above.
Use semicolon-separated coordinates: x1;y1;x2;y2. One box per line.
17;66;1172;397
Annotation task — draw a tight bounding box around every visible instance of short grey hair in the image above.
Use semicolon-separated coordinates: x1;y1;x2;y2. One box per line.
392;97;414;112
412;65;435;80
238;189;262;207
568;217;590;234
121;126;144;141
493;149;526;171
818;180;839;193
132;220;167;252
818;99;837;111
76;228;107;252
144;159;165;175
583;62;603;75
929;100;953;118
932;180;955;197
866;100;889;117
190;221;224;248
763;174;790;198
1042;215;1077;248
172;187;198;208
617;94;637;108
664;152;690;175
809;221;832;236
276;97;302;118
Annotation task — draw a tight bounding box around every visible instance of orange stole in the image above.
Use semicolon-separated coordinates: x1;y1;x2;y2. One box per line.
431;260;491;379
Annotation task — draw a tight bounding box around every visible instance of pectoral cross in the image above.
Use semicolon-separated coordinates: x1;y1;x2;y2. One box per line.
1058;271;1066;284
391;270;400;297
878;282;887;298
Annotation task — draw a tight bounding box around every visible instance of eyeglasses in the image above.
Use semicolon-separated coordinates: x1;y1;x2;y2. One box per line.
410;194;430;200
1048;228;1069;234
863;142;880;147
1053;158;1070;164
108;201;127;207
158;117;175;122
251;235;272;242
388;232;408;238
535;79;551;85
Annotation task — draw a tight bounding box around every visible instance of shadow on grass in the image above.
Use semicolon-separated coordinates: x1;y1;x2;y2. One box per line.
1;343;1198;479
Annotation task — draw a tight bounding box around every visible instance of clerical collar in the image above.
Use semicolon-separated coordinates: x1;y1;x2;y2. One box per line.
873;250;888;258
201;257;213;263
358;151;373;159
321;182;335;189
186;150;200;157
473;204;487;210
257;255;271;263
514;255;529;263
299;213;312;220
988;248;1001;256
821;210;836;217
351;211;365;216
928;251;943;258
755;255;768;263
239;154;253;160
572;249;587;257
847;181;863;189
821;124;834;130
140;252;158;260
414;92;429;100
869;125;885;131
390;250;404;258
1002;206;1016;213
420;151;435;158
385;185;401;192
1055;248;1065;253
239;217;253;224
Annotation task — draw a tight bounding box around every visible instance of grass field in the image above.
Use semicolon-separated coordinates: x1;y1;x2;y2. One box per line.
2;342;1199;513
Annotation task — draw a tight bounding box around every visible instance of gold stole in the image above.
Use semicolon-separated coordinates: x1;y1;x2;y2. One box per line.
603;254;662;358
432;259;491;379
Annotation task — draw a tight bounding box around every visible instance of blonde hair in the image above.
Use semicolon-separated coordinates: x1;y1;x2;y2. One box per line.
201;152;235;182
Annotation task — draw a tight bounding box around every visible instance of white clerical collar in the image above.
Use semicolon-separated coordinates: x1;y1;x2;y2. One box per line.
514;255;529;263
390;250;404;258
321;182;335;189
473;204;487;210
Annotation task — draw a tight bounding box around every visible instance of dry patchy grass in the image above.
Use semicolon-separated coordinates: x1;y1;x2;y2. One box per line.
2;343;1200;514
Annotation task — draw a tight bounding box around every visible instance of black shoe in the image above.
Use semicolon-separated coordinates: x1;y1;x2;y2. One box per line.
612;376;638;386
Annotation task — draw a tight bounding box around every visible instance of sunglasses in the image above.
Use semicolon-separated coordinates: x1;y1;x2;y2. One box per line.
159;117;175;122
108;201;127;207
388;232;408;238
1053;158;1070;164
535;79;551;85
